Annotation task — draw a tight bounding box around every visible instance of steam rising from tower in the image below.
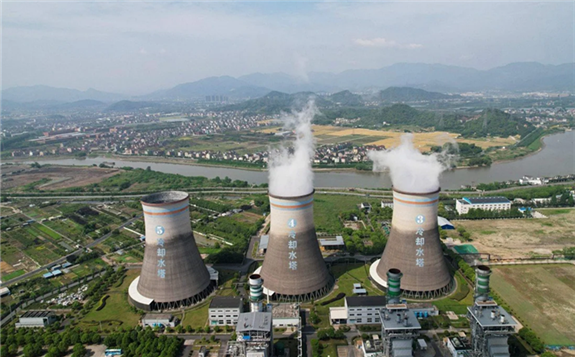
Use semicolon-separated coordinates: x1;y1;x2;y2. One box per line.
258;101;332;301
367;134;453;193
268;101;317;197
128;191;217;311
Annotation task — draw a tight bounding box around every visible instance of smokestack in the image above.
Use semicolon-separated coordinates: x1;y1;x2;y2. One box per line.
373;188;452;299
259;190;332;301
249;274;264;312
475;265;492;302
128;191;214;311
386;268;403;304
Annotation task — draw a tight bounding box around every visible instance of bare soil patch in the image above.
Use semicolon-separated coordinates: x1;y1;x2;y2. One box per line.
454;209;575;259
2;165;120;191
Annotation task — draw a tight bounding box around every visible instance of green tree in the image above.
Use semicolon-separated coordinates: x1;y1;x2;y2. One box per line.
71;344;86;357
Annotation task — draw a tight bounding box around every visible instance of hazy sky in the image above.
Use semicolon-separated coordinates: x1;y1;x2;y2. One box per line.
2;1;574;94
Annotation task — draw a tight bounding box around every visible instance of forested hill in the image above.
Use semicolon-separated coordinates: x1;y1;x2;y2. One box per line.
219;91;332;114
378;86;457;102
459;108;534;138
320;105;534;138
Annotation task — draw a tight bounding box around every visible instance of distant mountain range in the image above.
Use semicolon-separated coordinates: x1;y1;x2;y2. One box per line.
2;62;573;105
1;85;125;103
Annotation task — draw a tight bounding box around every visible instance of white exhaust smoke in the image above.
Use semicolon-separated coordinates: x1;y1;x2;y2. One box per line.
268;101;317;197
368;134;455;193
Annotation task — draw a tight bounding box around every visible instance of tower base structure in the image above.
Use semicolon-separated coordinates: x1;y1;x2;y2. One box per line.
254;266;333;302
369;259;454;300
129;266;219;311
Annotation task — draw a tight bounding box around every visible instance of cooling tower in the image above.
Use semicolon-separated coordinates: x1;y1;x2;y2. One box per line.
128;191;216;311
370;188;453;299
258;190;332;301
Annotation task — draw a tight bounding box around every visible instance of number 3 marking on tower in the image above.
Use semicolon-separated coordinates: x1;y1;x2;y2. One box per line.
287;219;297;228
415;215;425;224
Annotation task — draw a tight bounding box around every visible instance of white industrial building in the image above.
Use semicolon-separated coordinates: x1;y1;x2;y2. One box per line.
227;312;273;357
209;296;243;326
15;311;57;328
141;313;178;328
455;197;512;215
329;296;387;325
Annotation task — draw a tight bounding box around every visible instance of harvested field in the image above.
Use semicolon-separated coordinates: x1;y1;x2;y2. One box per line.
305;125;514;150
491;264;575;345
453;209;575;259
1;165;120;191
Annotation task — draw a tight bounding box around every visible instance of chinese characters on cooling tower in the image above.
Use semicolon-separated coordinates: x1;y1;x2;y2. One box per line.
156;226;166;279
415;215;425;268
288;218;297;270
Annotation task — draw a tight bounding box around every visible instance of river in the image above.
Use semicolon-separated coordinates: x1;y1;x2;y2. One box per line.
27;131;575;190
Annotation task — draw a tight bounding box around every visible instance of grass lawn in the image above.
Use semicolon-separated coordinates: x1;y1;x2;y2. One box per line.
491;264;575;345
181;298;211;329
80;269;142;329
319;340;348;357
431;272;473;315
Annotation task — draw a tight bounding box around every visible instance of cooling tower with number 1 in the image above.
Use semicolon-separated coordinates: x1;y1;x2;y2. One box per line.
128;191;217;311
369;188;453;299
258;190;333;302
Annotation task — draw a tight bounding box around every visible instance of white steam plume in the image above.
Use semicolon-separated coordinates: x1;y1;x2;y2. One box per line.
368;134;455;193
268;101;317;197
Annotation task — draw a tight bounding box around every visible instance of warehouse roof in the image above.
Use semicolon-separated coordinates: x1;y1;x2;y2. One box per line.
142;314;173;321
236;312;272;332
209;296;242;309
462;197;510;205
345;296;386;307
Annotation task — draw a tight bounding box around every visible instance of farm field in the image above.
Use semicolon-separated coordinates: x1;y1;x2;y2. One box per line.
453;208;575;259
491;264;575;345
260;125;515;150
1;165;120;192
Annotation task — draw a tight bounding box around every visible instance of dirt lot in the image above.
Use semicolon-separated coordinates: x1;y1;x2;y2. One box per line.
491;264;575;345
453;208;575;259
1;165;120;191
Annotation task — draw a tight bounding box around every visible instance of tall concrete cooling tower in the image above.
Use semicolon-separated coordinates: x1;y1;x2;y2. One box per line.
258;190;332;302
128;191;217;311
369;188;453;299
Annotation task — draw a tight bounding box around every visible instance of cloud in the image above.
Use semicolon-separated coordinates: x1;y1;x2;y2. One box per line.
354;37;423;49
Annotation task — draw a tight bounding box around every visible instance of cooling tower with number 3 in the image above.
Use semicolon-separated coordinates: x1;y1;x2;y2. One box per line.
370;188;453;299
258;190;333;302
128;191;217;311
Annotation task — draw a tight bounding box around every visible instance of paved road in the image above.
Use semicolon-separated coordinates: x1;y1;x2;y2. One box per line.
1;214;143;287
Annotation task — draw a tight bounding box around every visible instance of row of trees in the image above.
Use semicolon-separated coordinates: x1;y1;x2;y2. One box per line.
103;328;183;357
1;326;101;357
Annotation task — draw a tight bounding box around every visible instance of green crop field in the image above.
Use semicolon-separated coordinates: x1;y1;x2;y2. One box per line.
33;224;63;240
2;269;25;280
491;264;575;345
80;269;141;329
